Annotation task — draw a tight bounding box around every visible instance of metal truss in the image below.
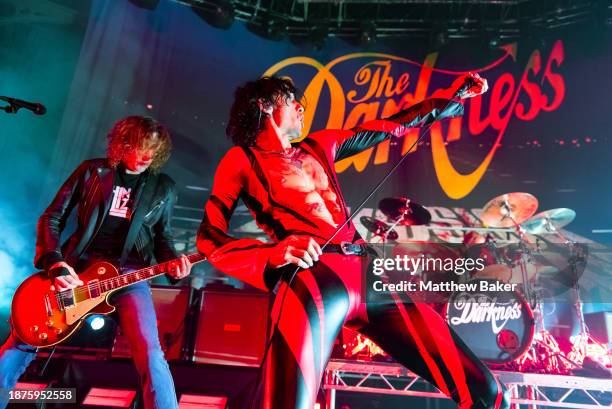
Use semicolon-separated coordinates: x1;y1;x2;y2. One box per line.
174;0;611;41
323;360;612;408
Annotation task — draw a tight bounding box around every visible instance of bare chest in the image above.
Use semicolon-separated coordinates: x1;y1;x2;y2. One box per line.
258;148;331;193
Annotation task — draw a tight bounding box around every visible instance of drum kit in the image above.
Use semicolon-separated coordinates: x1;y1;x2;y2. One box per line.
349;192;611;374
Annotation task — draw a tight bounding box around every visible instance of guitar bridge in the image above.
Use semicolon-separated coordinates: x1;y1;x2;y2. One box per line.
56;290;75;310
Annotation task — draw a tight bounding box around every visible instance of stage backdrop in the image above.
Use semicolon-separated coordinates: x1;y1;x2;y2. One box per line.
1;0;611;323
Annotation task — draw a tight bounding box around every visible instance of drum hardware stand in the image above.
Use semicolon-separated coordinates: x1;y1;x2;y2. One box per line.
554;236;611;369
536;226;607;368
567;277;610;369
484;233;514;268
476;197;601;374
496;198;534;305
537;215;579;245
512;260;572;373
521;292;579;374
508;214;576;374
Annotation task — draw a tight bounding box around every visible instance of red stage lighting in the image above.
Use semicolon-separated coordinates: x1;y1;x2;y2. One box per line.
82;387;137;408
178;393;228;408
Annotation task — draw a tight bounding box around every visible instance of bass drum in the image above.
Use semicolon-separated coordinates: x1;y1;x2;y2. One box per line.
445;279;534;365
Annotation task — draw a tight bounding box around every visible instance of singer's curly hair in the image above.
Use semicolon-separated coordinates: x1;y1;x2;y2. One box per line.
107;116;172;171
226;76;304;148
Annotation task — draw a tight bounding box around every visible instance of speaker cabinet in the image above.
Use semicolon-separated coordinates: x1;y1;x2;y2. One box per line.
192;288;270;367
585;311;612;346
112;285;192;361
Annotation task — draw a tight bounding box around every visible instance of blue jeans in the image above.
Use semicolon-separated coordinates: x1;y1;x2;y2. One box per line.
0;282;178;409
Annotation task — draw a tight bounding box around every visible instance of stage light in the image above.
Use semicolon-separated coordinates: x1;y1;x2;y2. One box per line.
15;382;48;390
87;315;105;331
127;0;159;11
266;18;287;40
178;393;228;408
358;22;377;47
489;35;501;48
82;387;137;408
192;0;235;30
247;16;287;41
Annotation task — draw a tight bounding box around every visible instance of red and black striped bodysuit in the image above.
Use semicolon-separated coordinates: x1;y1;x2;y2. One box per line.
197;97;509;409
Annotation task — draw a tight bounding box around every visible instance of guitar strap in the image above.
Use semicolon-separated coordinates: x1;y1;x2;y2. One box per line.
119;171;158;267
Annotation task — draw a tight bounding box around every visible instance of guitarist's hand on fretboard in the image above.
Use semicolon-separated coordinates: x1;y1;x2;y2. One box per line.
162;254;192;280
49;261;83;291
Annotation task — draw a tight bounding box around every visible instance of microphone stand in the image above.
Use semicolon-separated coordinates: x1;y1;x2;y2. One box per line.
0;96;46;115
1;104;18;114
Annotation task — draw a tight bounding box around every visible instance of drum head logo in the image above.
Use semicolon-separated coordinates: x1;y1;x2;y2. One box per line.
449;292;522;334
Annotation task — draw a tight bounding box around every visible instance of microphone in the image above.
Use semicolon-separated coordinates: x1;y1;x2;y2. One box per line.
453;76;479;99
0;96;47;115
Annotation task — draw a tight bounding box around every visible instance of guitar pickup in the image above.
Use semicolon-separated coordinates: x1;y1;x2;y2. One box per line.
88;279;101;298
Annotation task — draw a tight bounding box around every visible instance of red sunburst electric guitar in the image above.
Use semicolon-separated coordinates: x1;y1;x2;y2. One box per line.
11;253;206;348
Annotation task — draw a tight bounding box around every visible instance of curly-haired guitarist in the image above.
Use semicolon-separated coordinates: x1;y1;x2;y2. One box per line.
0;116;192;409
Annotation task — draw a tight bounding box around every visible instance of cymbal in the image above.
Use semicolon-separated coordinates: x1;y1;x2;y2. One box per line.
480;193;538;228
521;208;576;235
360;216;399;240
378;197;432;226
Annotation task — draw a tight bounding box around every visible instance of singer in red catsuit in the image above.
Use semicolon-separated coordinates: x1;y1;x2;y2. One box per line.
197;73;509;409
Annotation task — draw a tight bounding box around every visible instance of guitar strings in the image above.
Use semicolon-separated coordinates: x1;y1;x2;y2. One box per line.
53;254;203;301
57;265;161;298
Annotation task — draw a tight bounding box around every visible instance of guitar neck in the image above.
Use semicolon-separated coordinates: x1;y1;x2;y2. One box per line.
99;253;205;294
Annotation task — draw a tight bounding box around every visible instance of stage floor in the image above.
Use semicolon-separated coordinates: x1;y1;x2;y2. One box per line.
324;360;612;409
8;353;612;408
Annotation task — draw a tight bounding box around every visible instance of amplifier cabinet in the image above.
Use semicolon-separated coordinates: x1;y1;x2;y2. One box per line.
585;312;612;346
192;289;270;367
112;285;192;361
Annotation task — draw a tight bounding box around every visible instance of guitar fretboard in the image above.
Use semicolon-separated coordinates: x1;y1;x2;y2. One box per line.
55;253;206;310
99;253;205;293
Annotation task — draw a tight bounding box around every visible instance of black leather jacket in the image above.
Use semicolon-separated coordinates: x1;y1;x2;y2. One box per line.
35;158;179;273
